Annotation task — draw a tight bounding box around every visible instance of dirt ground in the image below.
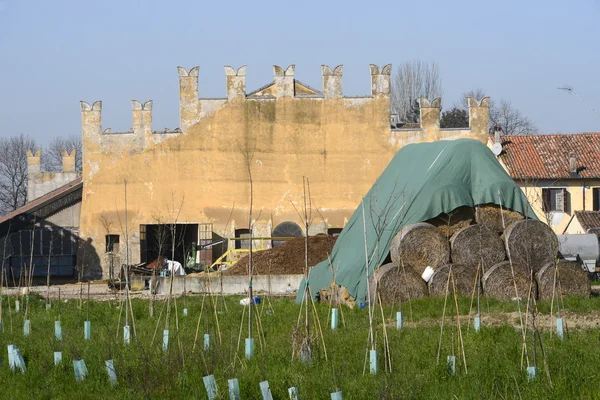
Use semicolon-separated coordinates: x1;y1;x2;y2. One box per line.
4;281;599;332
400;309;600;331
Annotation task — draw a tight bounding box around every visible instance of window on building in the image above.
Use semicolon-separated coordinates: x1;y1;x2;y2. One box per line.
593;188;600;211
542;188;568;212
105;234;120;253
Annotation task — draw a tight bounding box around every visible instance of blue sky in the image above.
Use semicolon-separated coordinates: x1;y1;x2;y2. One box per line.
0;0;599;144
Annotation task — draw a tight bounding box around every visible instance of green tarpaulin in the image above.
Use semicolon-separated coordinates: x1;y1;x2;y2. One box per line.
296;139;536;304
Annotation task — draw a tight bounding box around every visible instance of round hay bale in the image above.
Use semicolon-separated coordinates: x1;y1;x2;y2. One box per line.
389;223;450;276
482;261;537;301
426;206;474;238
475;204;524;234
368;263;428;304
450;225;506;269
428;264;478;297
504;220;558;273
536;260;590;300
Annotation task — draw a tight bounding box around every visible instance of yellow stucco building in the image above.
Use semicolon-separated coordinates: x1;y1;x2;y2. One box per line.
79;64;491;278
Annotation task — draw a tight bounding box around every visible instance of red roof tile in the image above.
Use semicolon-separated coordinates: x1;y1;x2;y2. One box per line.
574;211;600;233
490;133;600;180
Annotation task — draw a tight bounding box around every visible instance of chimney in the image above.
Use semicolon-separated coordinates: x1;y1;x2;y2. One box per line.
494;125;502;144
569;154;578;177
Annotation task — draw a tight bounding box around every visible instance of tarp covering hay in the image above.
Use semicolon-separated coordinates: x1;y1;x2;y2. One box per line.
475;204;524;234
426;206;474;238
450;225;506;270
390;223;450;276
224;235;336;276
428;264;478;297
504;220;559;273
536;260;591;300
368;263;427;303
300;139;537;304
483;261;537;300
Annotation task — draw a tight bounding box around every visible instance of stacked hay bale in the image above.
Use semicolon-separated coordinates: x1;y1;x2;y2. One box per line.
389;223;450;277
371;206;584;303
450;225;506;271
428;264;478;297
536;260;591;300
482;261;536;300
503;220;559;274
426;206;474;239
368;263;428;303
475;204;524;234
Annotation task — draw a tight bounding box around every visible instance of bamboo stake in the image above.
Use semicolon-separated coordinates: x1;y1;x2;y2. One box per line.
450;269;467;374
436;265;453;363
361;201;375;352
5;270;12;333
192;293;207;352
498;190;528;369
46;232;52;309
378;291;392;372
308;286;328;361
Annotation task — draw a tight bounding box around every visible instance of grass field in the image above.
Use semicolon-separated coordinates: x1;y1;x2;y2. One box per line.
0;291;599;399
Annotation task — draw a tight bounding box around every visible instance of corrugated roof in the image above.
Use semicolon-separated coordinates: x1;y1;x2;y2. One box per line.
491;133;600;180
0;177;83;225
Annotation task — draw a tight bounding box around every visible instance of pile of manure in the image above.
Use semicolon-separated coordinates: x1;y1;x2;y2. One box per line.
389;222;450;276
426;206;474;239
450;225;506;270
536;260;591;300
368;263;428;304
475;204;524;234
224;235;336;276
428;264;478;297
482;261;536;301
503;220;558;274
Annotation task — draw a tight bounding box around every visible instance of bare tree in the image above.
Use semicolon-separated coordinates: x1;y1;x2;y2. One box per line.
42;135;82;172
392;60;442;123
460;89;538;135
490;99;538;135
0;134;38;214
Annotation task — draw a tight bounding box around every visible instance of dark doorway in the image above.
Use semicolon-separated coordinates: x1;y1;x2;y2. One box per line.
141;224;198;267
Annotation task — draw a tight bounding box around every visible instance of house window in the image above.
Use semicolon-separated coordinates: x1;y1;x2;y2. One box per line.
105;234;120;253
542;188;568;212
593;188;600;211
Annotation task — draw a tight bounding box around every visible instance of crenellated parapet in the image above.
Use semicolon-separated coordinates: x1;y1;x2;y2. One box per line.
321;65;343;98
273;65;295;98
369;64;392;97
26;148;78;202
468;97;490;134
178;66;200;132
224;65;246;101
81;64;490;155
419;97;442;131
